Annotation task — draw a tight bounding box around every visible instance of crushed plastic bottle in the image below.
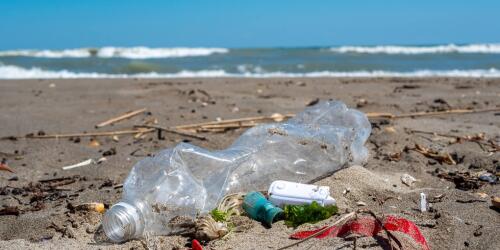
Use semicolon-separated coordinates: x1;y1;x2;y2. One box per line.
102;100;371;242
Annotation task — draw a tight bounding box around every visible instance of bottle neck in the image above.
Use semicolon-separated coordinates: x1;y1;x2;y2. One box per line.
103;201;145;242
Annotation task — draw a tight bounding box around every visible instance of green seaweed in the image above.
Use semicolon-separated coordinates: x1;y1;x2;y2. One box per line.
210;208;231;222
284;201;338;227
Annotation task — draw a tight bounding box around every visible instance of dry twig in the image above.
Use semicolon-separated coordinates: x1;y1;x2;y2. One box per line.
412;144;456;165
409;129;499;152
24;129;154;139
173;107;500;133
415;144;456;164
134;125;206;140
95;108;147;128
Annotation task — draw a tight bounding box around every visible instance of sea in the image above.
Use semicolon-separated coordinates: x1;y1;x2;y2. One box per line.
1;44;500;79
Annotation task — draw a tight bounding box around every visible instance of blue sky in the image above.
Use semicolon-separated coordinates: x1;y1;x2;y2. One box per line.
1;0;499;49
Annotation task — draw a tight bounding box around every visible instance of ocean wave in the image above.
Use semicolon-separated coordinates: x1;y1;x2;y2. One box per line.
0;47;229;59
1;65;500;79
330;44;500;54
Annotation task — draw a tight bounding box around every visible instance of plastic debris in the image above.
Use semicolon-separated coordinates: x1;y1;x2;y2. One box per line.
290;215;430;250
479;173;498;183
401;173;417;187
420;193;427;212
191;239;203;250
0;162;14;173
268;180;335;207
102;100;371;242
243;191;283;227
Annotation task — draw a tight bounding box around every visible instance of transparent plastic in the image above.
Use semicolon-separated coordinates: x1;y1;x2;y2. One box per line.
102;100;371;242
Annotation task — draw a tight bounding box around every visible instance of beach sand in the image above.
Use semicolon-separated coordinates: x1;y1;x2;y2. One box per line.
0;77;499;249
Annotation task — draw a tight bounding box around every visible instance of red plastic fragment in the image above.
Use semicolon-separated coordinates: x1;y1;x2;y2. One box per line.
290;215;429;250
191;239;203;250
0;163;15;173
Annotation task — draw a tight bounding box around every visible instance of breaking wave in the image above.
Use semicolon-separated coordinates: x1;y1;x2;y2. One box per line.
0;47;229;59
1;65;500;79
330;44;500;54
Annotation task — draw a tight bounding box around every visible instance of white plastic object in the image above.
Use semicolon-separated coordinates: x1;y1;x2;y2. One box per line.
102;100;371;242
268;180;336;207
420;192;427;212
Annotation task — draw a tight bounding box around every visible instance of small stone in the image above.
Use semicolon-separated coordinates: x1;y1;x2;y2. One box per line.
401;174;417;187
356;201;366;206
492;197;500;210
384;126;397;133
476;192;488;199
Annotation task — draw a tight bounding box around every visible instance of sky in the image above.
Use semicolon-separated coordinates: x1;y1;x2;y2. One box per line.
1;0;499;49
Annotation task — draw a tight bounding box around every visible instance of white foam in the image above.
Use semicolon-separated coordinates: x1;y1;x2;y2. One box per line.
0;47;229;59
330;44;500;54
0;49;92;58
1;65;500;79
96;47;228;59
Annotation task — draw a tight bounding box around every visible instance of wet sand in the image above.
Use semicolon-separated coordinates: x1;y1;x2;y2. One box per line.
0;77;499;249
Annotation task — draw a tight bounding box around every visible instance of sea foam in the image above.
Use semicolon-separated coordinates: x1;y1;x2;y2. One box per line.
0;47;229;59
1;65;500;79
330;44;500;54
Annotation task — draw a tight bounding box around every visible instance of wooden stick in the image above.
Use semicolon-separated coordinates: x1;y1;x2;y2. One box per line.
95;108;147;128
174;113;294;129
25;129;154;139
409;129;499;151
11;107;500;140
134;125;206;140
171;107;499;133
390;107;500;118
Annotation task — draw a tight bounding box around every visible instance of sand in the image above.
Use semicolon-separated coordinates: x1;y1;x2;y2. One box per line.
0;77;499;249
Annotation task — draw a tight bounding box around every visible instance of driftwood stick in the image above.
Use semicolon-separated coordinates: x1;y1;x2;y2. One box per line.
389;107;500;118
409;129;499;151
134;125;206;140
25;129;154;139
9;108;500;140
171;108;499;133
95;108;147;128
174;113;294;129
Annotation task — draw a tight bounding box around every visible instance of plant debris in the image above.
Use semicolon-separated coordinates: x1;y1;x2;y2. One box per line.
210;209;230;222
283;201;338;227
95;108;147;128
67;202;106;213
437;171;486;190
0;206;20;216
411;144;456;165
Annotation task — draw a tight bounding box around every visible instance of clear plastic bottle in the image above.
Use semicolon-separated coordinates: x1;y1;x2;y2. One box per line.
102;100;371;242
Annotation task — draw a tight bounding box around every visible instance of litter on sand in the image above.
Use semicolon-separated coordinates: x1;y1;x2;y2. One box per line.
289;214;430;250
102;100;371;242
